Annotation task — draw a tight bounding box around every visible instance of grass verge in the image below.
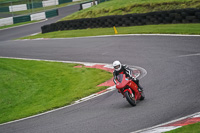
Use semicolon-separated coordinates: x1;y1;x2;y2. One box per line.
0;58;112;124
61;0;200;21
0;20;40;30
18;23;200;39
165;122;200;133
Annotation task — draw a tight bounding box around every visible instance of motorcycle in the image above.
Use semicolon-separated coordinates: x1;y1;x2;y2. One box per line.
116;74;145;106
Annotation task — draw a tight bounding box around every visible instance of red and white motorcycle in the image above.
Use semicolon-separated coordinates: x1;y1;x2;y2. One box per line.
116;74;145;106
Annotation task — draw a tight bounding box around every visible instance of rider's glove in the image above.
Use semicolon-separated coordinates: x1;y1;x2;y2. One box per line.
131;76;137;81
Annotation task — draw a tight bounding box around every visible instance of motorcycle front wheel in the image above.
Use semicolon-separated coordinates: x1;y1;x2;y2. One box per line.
125;91;136;106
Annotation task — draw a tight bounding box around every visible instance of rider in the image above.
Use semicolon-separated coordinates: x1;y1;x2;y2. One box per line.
113;60;143;92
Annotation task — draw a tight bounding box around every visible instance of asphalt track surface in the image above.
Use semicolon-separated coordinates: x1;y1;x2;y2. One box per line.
0;35;200;133
0;4;80;41
0;2;200;133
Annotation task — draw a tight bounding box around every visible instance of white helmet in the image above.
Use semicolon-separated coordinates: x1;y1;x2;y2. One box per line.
113;60;122;71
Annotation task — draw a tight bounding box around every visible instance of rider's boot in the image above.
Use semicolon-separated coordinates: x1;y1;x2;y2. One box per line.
137;84;143;92
132;78;143;92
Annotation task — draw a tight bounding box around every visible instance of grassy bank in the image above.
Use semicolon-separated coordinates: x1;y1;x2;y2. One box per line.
0;58;112;124
165;122;200;133
18;23;200;39
60;0;200;21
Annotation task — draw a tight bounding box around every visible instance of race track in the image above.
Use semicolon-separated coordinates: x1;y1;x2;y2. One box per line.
0;35;200;133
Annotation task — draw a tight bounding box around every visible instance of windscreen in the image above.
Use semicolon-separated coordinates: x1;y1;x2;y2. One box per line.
117;74;123;83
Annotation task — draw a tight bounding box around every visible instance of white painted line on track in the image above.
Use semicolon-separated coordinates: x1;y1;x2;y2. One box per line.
0;56;147;126
193;114;200;118
132;112;200;133
14;34;200;41
30;32;40;36
137;126;181;133
0;56;108;66
177;53;200;58
75;86;116;104
112;34;200;37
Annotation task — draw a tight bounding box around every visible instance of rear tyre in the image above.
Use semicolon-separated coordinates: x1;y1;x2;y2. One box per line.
125;91;136;106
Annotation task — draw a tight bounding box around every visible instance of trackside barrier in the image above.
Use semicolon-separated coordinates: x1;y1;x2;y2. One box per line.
0;9;58;26
45;9;58;18
0;6;9;12
42;0;59;7
79;0;98;10
41;8;200;34
9;4;27;12
31;12;46;21
79;0;109;10
59;0;72;4
0;17;13;26
13;15;31;24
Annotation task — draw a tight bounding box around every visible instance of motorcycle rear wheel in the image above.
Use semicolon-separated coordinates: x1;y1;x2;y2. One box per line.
125;91;136;106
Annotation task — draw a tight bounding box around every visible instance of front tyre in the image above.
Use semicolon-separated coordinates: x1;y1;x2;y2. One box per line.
124;91;136;106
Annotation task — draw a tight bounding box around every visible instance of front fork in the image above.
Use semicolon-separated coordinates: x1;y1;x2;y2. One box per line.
123;88;134;98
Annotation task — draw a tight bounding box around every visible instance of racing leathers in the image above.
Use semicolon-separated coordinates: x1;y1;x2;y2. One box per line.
113;64;143;92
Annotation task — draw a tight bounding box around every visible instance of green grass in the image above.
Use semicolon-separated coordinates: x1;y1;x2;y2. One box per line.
0;58;112;124
0;20;40;30
165;122;200;133
60;0;200;21
18;23;200;39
